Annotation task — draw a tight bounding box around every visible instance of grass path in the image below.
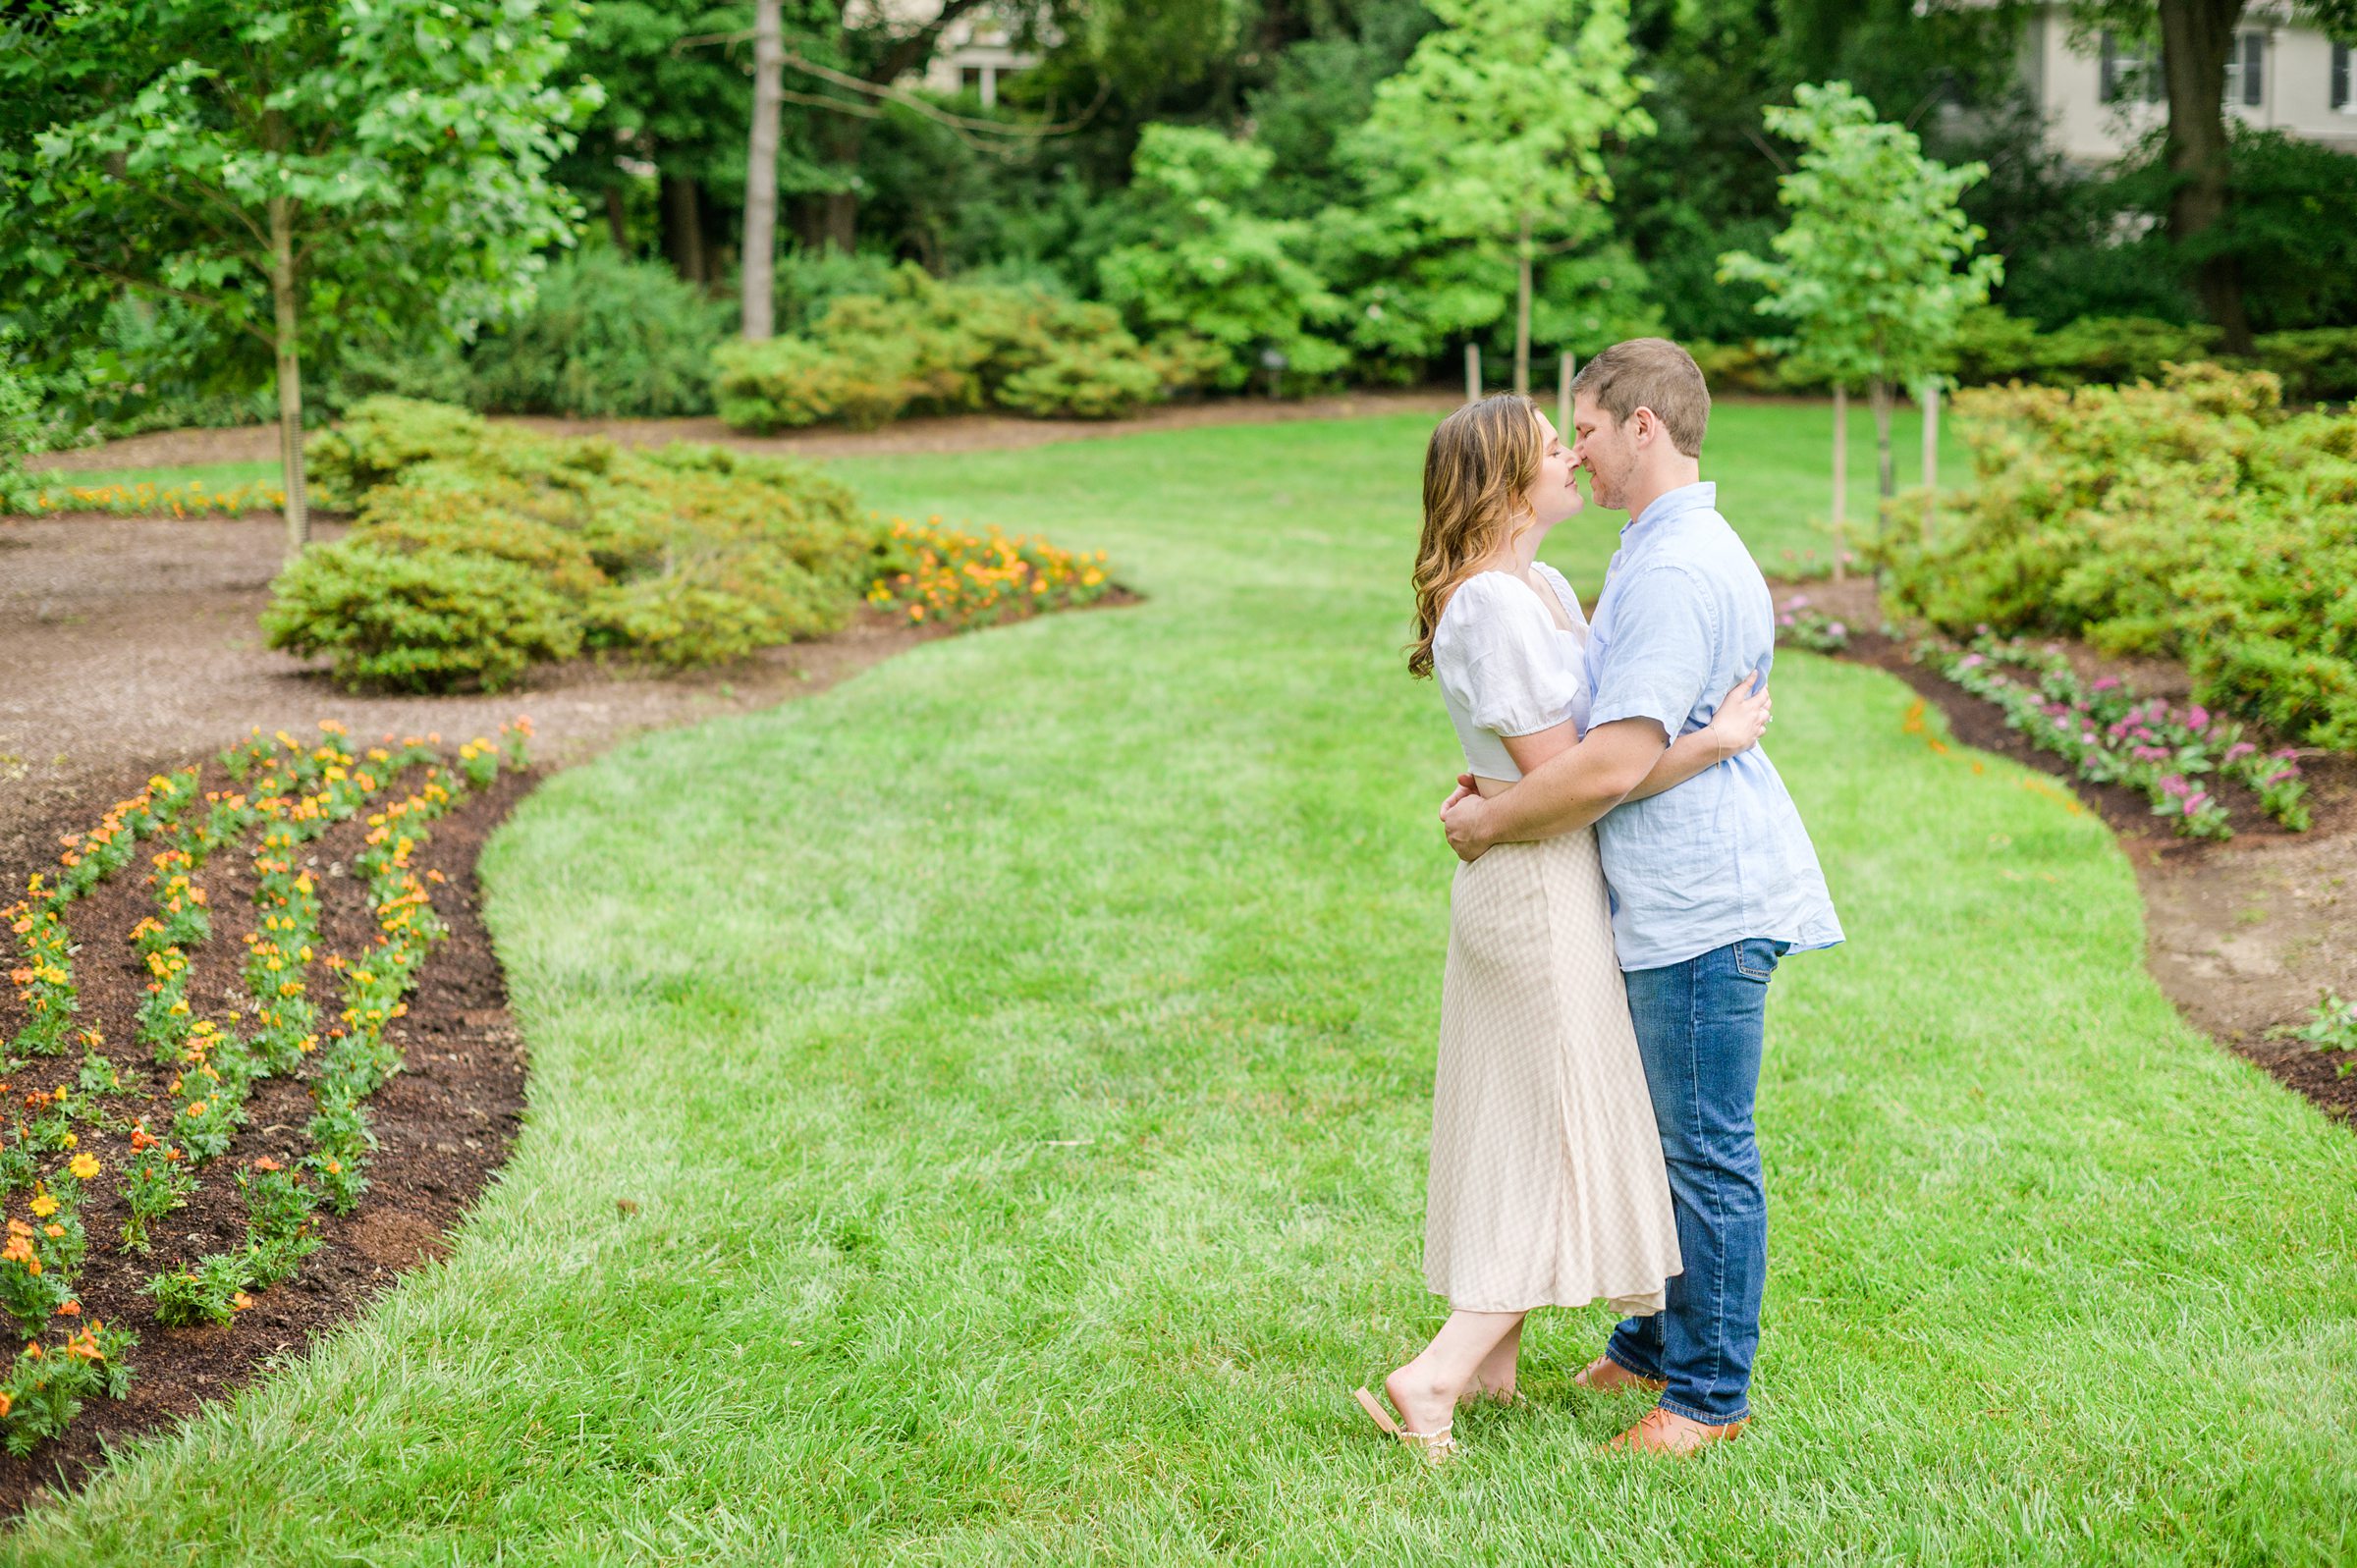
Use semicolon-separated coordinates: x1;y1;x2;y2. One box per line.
5;411;2353;1564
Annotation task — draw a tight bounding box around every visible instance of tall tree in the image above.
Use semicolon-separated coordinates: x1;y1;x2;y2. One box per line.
2068;0;2357;350
1345;0;1651;395
1719;81;2001;575
743;0;786;338
0;0;598;559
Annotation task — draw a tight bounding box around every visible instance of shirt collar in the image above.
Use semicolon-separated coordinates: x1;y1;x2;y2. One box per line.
1618;481;1716;543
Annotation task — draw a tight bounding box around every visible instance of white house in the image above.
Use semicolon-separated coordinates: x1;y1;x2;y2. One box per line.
854;2;1043;108
2005;3;2355;164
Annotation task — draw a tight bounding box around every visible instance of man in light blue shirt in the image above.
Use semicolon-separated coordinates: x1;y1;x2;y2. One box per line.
1441;338;1842;1455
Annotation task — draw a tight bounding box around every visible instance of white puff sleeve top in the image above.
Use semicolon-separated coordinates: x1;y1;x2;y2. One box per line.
1430;566;1592;782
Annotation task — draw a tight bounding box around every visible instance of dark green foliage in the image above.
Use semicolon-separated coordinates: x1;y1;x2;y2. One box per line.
458;246;732;418
2183;130;2357;335
271;398;881;690
1882;366;2357;749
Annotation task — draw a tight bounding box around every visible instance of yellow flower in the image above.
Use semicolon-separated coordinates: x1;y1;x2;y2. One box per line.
68;1153;100;1180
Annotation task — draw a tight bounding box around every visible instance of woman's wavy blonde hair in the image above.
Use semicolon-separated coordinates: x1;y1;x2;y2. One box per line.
1407;393;1546;679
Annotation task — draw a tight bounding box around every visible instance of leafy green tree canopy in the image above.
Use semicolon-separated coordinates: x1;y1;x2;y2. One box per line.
1095;125;1346;389
1719;81;2001;396
1343;0;1652;392
0;0;601;555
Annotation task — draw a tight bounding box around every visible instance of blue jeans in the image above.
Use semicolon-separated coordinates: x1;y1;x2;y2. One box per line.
1604;937;1786;1426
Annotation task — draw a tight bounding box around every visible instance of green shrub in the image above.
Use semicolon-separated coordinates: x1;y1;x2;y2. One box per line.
465;246;730;418
713;334;919;432
1881;364;2357;749
2250;328;2357;404
708;266;1192;432
2031;316;2221;387
998;342;1168;418
305;397;491;506
271;397;885;690
262;542;585;692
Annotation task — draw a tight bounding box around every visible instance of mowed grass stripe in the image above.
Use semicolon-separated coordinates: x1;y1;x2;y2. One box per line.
4;407;2351;1566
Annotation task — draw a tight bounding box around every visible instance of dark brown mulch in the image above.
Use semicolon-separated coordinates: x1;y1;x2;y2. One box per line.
0;755;535;1519
1774;575;2357;1126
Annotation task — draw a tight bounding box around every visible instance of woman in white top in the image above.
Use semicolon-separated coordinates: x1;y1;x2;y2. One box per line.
1353;394;1770;1463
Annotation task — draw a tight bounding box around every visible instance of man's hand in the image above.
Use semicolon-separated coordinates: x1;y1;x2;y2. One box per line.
1440;780;1494;863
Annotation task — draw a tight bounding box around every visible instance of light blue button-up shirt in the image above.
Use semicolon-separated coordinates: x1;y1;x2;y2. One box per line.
1582;482;1844;972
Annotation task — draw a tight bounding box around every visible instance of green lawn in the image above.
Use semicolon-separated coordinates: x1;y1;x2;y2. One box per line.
6;411;2351;1564
32;460;280;496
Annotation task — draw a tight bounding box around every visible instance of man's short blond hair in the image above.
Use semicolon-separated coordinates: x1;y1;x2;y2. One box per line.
1571;338;1710;457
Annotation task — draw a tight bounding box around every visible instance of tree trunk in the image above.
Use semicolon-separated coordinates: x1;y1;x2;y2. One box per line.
1513;215;1533;397
604;186;629;251
660;173;708;284
1869;373;1896;514
1830;385;1847;583
821;190;858;253
742;0;784;339
1920;378;1940;546
267;192;310;564
2159;0;2253;351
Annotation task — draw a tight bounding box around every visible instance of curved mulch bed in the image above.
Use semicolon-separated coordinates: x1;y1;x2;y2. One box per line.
1776;575;2357;1126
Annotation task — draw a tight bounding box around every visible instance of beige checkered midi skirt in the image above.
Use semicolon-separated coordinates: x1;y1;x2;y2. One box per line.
1423;827;1682;1315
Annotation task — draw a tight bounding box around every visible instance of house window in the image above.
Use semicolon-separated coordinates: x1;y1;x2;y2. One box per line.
960;66;985;93
2099;31;2164;104
2222;29;2265;106
2334;40;2350;111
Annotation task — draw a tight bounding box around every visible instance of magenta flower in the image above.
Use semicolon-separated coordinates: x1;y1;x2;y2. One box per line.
2224;742;2257;762
1827;622;1846;637
2187;705;2211;730
2093;676;2121;692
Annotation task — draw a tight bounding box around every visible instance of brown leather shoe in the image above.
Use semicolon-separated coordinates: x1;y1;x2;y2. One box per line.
1605;1406;1749;1456
1570;1355;1666;1394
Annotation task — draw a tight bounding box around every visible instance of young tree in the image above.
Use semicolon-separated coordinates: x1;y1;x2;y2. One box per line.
1719;81;2001;575
1095;125;1346;390
0;0;600;559
1344;0;1650;395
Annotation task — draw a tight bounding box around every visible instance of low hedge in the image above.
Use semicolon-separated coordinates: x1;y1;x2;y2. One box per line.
270;397;881;689
711;265;1213;431
1878;364;2357;749
1693;311;2357;402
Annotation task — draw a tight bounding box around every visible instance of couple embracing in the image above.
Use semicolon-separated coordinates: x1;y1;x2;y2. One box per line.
1355;339;1843;1462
